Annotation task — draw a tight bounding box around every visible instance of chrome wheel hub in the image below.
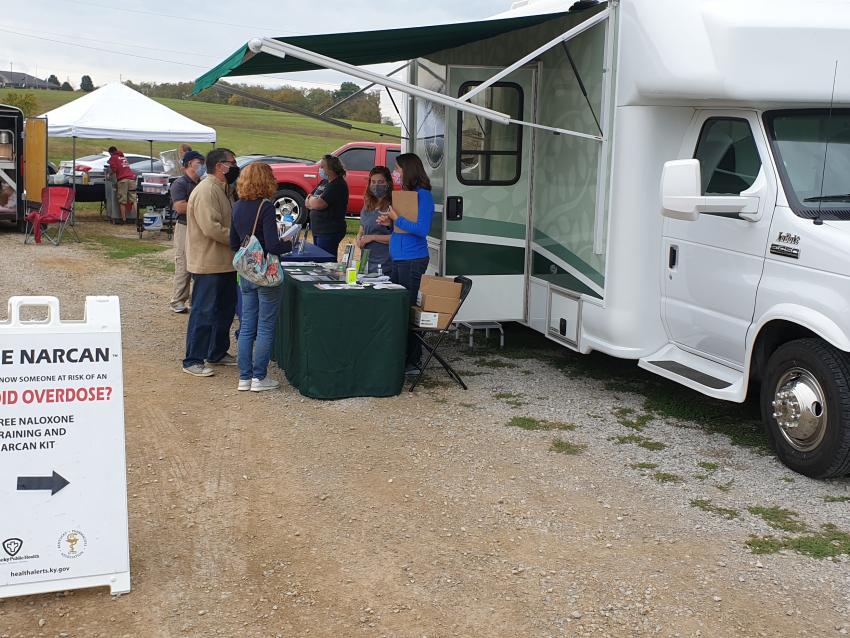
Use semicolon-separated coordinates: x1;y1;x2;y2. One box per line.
274;197;300;221
771;367;827;452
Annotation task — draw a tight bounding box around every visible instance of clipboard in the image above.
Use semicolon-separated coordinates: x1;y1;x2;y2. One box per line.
391;191;418;234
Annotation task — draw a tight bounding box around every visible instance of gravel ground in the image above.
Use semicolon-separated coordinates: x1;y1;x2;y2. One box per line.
0;216;849;637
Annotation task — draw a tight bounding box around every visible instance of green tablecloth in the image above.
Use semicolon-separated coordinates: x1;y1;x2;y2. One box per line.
272;267;409;399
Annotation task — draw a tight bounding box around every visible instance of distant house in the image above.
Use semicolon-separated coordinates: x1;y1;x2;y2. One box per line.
0;72;60;90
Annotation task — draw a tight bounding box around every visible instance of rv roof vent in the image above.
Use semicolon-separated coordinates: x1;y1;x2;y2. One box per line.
510;0;530;8
569;0;600;10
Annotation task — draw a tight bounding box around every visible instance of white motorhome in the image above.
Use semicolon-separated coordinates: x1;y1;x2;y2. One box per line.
197;0;850;477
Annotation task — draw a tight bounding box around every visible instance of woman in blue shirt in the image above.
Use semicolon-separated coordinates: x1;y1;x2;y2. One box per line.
378;153;434;374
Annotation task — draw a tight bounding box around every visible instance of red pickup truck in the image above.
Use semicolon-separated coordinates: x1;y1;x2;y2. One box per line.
270;141;401;219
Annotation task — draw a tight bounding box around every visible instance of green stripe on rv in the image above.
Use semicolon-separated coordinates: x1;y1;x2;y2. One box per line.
533;230;604;288
447;217;526;240
532;253;602;299
445;241;525;276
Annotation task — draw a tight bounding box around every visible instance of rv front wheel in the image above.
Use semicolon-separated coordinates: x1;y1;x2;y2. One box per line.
760;338;850;478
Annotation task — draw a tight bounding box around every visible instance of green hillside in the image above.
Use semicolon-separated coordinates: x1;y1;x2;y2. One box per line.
2;88;400;164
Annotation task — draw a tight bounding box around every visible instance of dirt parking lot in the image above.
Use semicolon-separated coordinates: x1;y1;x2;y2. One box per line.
1;217;849;637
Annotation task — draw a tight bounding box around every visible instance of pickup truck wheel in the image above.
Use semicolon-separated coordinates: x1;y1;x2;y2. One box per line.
760;338;850;478
272;189;305;224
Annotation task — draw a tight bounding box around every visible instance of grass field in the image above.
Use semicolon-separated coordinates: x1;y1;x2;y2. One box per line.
3;88;400;165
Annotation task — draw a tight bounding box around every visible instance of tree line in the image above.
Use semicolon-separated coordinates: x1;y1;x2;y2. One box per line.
124;80;384;124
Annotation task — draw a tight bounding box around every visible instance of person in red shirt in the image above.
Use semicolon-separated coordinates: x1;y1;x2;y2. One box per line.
107;146;137;224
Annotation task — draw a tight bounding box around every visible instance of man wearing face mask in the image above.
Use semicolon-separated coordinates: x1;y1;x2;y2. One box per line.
182;148;240;377
168;150;206;314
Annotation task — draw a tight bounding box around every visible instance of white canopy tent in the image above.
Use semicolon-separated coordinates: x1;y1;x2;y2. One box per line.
39;82;216;215
41;82;216;142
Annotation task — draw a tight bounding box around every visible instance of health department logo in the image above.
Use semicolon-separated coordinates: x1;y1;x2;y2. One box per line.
2;538;22;557
57;530;87;559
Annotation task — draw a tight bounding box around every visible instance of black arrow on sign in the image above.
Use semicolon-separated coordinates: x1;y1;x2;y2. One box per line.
17;471;70;495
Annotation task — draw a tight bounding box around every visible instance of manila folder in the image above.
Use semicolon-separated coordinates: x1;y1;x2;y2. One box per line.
392;190;418;234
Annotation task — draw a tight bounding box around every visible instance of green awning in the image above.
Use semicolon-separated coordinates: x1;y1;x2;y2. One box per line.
193;12;572;94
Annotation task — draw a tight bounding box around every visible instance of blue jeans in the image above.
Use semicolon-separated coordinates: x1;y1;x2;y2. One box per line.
237;279;283;381
390;256;430;365
313;232;345;260
184;272;237;368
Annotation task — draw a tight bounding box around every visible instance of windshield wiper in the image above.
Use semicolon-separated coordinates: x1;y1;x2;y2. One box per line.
803;193;850;202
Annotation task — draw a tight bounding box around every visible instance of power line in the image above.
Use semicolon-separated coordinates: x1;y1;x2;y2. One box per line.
70;0;300;35
0;26;343;88
0;27;208;68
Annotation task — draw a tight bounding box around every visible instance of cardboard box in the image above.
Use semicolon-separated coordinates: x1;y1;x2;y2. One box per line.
391;191;418;234
419;275;462;300
419;292;460;315
410;306;453;330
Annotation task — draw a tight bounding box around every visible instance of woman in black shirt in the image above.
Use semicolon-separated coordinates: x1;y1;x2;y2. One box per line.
305;154;349;259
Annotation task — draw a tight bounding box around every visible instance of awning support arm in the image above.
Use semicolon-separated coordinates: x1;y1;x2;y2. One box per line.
561;42;603;136
210;82;405;139
457;7;609;103
247;37;602;142
320;61;410;116
385;88;410;139
248;37;514;125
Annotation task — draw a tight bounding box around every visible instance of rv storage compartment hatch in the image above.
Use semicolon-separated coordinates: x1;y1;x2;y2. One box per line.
548;289;580;346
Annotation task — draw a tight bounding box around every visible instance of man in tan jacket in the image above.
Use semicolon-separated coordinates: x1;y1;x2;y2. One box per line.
182;148;240;377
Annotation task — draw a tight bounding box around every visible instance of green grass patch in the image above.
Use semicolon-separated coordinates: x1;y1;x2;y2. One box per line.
697;461;719;472
747;506;808;533
474;358;518;369
652;471;682;484
493;391;527;407
747;524;850;559
690;498;739;519
629;462;659;470
507;416;575;431
745;535;784;555
612;407;653;431
713;480;734;493
612;434;666;451
779;476;795;483
85;234;168;260
550;438;586;455
824;496;850;503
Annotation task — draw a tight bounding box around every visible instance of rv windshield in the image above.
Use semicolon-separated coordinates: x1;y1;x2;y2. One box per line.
764;109;850;220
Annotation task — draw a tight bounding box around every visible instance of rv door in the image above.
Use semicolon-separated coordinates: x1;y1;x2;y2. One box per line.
443;66;536;322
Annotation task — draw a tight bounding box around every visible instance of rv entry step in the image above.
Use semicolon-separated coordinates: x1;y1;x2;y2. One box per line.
639;344;745;401
456;322;505;348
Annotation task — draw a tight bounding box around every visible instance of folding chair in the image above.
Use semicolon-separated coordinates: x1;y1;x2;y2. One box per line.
409;276;473;392
24;186;79;245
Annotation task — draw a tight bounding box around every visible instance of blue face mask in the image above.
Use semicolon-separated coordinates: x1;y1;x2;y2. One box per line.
318;167;328;181
194;163;207;179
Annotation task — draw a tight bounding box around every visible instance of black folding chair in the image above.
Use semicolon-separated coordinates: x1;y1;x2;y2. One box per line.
409;276;473;392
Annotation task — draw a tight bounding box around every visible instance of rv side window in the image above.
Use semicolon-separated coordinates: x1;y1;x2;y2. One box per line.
456;82;523;186
694;118;761;195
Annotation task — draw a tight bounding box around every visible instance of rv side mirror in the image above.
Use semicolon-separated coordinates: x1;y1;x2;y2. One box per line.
661;159;702;222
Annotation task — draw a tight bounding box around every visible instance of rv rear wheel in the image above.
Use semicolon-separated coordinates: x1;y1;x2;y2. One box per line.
760;338;850;478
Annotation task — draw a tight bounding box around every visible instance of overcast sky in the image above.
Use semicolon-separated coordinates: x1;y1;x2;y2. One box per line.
1;0;505;96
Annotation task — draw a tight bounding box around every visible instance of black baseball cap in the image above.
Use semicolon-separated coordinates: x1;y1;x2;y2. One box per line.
182;150;205;167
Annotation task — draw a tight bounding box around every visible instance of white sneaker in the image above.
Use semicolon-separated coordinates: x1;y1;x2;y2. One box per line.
182;364;214;377
250;377;280;392
237;379;251;391
170;302;188;314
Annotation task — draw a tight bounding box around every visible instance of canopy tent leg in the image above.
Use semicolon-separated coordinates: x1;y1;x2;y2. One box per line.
149;140;153;172
71;136;76;220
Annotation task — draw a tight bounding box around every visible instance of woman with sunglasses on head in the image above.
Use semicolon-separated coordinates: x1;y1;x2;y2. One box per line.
356;166;394;274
